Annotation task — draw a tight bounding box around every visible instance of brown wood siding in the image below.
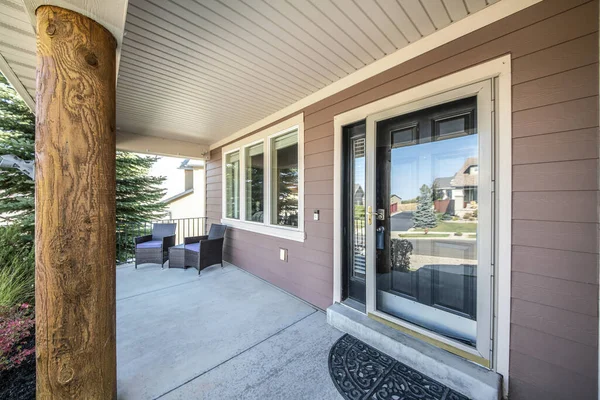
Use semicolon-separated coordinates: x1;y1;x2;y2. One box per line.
205;1;599;397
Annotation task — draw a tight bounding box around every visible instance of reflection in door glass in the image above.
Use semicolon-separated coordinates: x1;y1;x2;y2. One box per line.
352;138;366;279
376;96;479;346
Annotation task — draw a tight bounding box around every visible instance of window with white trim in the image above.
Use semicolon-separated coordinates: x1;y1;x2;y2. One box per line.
271;130;299;228
225;151;240;219
245;142;264;223
222;114;304;241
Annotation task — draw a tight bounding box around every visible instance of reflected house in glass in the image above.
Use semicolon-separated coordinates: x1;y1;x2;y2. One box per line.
433;157;479;217
353;184;364;206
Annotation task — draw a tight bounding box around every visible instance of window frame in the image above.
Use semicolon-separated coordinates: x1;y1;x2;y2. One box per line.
223;149;241;220
243;140;266;224
221;114;305;242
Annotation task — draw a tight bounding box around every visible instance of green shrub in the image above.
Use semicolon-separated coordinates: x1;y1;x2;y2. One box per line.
0;226;34;307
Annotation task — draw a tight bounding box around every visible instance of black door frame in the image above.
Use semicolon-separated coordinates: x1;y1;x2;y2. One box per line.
342;121;367;305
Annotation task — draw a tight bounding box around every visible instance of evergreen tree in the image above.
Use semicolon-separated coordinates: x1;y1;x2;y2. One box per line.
0;73;167;254
116;152;167;225
0;75;35;244
413;184;437;231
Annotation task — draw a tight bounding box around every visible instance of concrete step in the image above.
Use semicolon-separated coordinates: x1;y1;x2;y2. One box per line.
327;303;502;400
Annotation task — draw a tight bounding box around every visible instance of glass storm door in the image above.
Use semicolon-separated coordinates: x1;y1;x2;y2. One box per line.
365;81;493;362
342;122;367;305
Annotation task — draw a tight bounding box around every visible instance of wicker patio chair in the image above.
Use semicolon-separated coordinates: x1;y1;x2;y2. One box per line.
183;224;227;275
134;223;177;269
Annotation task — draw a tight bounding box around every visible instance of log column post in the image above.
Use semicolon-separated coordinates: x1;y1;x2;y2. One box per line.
35;6;117;399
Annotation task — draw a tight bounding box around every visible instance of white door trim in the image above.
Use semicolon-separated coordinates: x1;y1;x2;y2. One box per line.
333;55;512;397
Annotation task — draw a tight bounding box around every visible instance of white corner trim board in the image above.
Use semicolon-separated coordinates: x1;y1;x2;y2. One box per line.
209;0;540;151
332;55;512;398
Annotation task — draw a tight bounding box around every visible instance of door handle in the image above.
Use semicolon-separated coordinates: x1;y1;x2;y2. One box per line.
367;206;385;225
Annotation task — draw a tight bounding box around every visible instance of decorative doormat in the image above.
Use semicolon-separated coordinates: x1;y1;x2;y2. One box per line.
328;334;470;400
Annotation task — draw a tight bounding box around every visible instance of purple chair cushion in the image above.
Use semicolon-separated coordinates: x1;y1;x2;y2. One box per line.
136;240;162;249
185;243;200;253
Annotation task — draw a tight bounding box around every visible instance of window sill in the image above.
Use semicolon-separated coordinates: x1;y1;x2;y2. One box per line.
221;218;305;242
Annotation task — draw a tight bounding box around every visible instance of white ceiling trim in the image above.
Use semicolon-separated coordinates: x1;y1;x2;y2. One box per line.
0;52;34;110
210;0;540;150
116;130;210;159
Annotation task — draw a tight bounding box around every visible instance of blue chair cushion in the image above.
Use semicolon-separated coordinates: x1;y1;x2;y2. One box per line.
185;243;200;253
136;240;162;249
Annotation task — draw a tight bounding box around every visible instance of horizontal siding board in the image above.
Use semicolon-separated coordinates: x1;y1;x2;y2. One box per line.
304;236;334;254
304;221;333;240
305;135;334;155
511;298;598;346
305;166;334;182
304;208;334;224
512;220;598;254
513;159;598;191
206;175;221;185
305;194;333;209
510;351;597;400
206;204;221;213
512;271;598;316
512;33;599;85
305;180;334;195
512;245;598;284
206;182;222;192
206;167;222;178
305;151;333;168
512;96;599;138
512;63;599;112
507;377;563;400
206;191;221;200
206;197;221;206
206;211;221;220
304;121;333;142
511;323;598;379
225;228;333;269
512;128;599;164
512;191;598;223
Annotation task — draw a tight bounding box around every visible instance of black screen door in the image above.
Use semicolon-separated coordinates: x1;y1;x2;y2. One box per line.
342;122;367;305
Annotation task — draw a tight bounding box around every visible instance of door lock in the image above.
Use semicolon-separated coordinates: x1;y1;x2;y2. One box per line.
367;207;385;225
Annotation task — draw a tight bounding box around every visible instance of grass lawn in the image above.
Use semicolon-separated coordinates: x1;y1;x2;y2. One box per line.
399;233;450;238
414;221;477;233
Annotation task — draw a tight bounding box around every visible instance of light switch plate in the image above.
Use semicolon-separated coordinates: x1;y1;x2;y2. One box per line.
279;248;288;262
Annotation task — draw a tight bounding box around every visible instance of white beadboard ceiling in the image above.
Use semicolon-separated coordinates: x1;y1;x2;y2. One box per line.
0;0;501;148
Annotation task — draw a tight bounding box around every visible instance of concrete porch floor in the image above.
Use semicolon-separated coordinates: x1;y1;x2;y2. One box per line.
116;262;344;400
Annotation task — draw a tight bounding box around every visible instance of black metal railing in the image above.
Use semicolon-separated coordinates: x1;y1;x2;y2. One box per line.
352;218;366;277
116;217;207;264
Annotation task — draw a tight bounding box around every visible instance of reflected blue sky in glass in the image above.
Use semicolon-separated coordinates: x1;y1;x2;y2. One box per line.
349;134;477;200
391;135;477;199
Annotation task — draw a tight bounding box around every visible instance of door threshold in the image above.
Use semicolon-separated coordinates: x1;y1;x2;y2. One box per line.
326;303;501;400
341;298;366;313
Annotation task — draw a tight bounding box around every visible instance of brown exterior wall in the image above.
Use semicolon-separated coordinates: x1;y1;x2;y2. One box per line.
206;1;599;398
